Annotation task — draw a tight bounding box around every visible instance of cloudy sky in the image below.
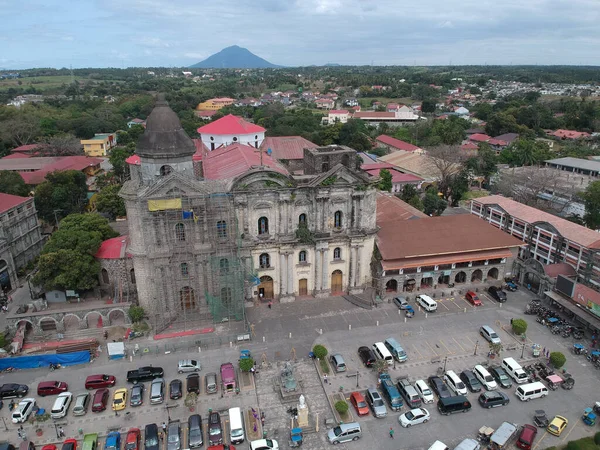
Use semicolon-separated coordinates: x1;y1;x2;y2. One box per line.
1;0;599;69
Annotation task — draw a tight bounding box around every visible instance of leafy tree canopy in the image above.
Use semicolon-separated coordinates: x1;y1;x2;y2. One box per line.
582;181;600;230
96;184;126;219
0;171;30;196
34;170;88;224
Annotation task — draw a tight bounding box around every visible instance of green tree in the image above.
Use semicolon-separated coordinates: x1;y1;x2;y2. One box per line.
448;169;470;206
334;400;349;414
312;344;328;359
421;99;436;114
400;184;418;202
379;169;393;192
511;318;528;335
0;171;30;196
423;192;447;216
485;112;520;137
32;213;118;291
549;351;566;369
109;146;135;183
96;184;126;219
465;144;497;180
128;306;145;323
582;181;600;230
239;357;255;372
34;170;88;224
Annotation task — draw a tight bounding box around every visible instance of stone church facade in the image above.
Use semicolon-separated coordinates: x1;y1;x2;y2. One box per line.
120;97;377;327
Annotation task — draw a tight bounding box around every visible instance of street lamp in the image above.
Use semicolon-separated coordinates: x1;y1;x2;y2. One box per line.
356;371;359;388
474;340;479;356
521;343;526;359
443;355;448;372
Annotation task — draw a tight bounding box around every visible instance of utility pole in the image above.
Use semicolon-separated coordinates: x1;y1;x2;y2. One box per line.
474;340;479;356
53;210;62;229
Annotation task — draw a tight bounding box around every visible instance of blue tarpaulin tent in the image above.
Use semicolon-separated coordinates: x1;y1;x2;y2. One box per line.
0;351;90;370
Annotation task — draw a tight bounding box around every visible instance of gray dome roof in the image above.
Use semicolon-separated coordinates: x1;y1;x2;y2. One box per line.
136;95;196;159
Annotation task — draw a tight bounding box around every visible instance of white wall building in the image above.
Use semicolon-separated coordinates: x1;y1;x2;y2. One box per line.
198;114;266;151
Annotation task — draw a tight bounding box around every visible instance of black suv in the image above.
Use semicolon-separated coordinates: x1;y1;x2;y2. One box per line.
460;370;482;393
358;346;376;368
478;390;509;408
169;380;182;400
490;366;513;389
488;286;507;303
0;383;29;399
427;376;451;399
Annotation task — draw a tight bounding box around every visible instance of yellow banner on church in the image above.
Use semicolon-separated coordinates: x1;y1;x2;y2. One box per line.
148;198;182;211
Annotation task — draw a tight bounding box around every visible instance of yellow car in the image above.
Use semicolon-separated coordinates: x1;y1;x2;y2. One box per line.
547;415;568;436
112;388;128;411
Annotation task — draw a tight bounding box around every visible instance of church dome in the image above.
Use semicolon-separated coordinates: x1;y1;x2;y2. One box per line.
136;94;196;159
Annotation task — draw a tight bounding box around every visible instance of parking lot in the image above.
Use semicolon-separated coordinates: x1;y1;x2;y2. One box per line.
2;286;600;450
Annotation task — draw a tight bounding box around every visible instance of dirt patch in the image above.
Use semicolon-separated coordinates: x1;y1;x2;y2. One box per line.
245;408;263;441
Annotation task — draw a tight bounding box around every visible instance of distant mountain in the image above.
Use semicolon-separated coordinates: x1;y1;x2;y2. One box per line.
190;45;279;69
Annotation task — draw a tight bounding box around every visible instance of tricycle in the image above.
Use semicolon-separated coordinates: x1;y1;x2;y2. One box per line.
561;374;575;390
504;281;518;291
546;374;563;390
290;427;303;447
477;426;495;444
532;343;541;357
240;349;252;360
533;410;549;428
573;343;586;355
405;305;415;318
583;407;597;426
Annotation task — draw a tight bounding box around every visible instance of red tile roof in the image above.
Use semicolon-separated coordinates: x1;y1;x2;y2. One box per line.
95;236;129;259
354;112;395;118
197;114;265;135
260;136;317;161
0;156;103;185
551;129;591;139
461;142;478;151
0;192;30;214
543;263;577;279
376;192;427;224
473;195;600;249
3;153;32;159
488;138;508;146
126;155;141;166
329;110;349;114
376;135;420;152
196;110;217;118
202;143;287;180
468;133;491;142
11;144;42;153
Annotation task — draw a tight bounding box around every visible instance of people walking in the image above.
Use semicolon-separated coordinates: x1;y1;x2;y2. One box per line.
389;428;395;439
268;301;272;309
323;374;328;384
162;422;167;433
58;426;65;438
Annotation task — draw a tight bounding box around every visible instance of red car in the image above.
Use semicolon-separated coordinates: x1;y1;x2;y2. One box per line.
125;428;141;450
61;439;78;450
37;381;69;396
350;391;370;416
516;424;538;450
85;374;116;390
465;291;482;306
91;388;110;412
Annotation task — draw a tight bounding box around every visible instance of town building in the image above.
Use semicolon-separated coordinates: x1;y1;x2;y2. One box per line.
322;110;350;124
377;152;459;188
127;118;146;128
545;157;600;178
361;163;423;192
373;193;523;295
549;129;591;140
375;135;423;154
315;98;335;110
119;96;377;329
0;156;103;186
0;193;45;293
95;235;137;301
81;133;117;157
197;114;265;151
260;136;318;173
352;106;419;125
195;97;235;111
470;195;600;293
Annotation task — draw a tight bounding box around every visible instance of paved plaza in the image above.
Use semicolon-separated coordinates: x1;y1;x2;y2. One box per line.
1;283;599;449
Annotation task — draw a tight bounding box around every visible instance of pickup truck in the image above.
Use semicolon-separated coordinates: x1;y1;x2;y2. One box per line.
126;366;164;384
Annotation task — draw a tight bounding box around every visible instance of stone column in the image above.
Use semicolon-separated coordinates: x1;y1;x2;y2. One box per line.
315;200;322;233
287;253;294;295
349;247;355;289
280;253;287;297
322;249;329;290
315;250;322;292
354;246;361;287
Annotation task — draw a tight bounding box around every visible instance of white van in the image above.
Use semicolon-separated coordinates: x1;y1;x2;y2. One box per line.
372;342;393;366
515;381;548;402
51;392;73;419
444;370;468;395
228;407;245;444
428;441;450;450
12;398;36;423
414;379;435;404
473;365;497;390
416;294;437;312
501;357;529;384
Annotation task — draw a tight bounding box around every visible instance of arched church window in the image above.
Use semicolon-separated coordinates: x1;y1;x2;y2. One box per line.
175;223;186;241
160;165;173;176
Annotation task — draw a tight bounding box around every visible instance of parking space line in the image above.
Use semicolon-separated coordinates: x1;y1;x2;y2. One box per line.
560;419;580;443
426;340;439;356
451;299;464;309
452;337;466;353
439;340;455;355
438;300;450;310
411;345;424;360
532;431;549;450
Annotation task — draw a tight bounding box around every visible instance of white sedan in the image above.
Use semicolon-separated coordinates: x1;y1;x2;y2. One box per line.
249;439;279;450
399;408;431;428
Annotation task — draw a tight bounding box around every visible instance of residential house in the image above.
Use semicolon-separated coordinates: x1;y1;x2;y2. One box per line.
127;118;146;128
323;110;350;125
468;133;491;143
386;103;400;112
550;129;591;140
197;114;266;150
375;135;423;154
81;133;117;157
361;163;424;192
0;155;103;186
454;106;470;116
195;97;235;111
345;98;359;107
315;98;335;110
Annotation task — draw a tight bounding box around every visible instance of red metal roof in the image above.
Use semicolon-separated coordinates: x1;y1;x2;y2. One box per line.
260;136;318;161
376;135;420;152
2;153;32;159
14;156;103;185
551;129;591;139
364;168;423;183
202;143;288;180
354;112;395;118
488;138;508;146
11;144;42;153
95;236;129;259
468;133;491;142
0;192;30;214
461;142;478;150
197;114;265;135
329;110;349;114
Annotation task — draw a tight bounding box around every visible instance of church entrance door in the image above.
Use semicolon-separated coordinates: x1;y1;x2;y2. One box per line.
180;286;196;310
299;279;308;296
258;276;274;299
331;270;343;293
